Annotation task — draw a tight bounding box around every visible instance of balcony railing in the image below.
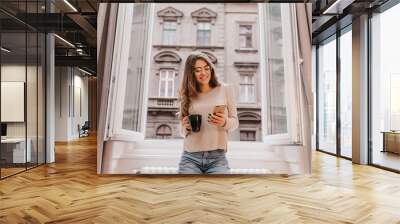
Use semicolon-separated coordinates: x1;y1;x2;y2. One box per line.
148;97;179;108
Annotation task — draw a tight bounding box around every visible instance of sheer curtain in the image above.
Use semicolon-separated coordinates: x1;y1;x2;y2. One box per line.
97;3;118;174
261;3;312;174
294;3;313;173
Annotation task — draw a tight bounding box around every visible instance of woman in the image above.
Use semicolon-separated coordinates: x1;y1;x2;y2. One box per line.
177;52;239;174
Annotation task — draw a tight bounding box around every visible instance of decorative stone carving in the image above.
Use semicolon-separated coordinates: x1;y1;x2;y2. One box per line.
191;7;217;25
157;7;184;24
238;112;261;121
154;51;182;63
234;62;259;72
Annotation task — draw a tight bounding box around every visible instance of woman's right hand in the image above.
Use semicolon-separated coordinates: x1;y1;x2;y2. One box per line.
182;116;192;131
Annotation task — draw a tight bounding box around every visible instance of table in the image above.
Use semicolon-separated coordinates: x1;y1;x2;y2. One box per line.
1;138;32;164
381;131;400;154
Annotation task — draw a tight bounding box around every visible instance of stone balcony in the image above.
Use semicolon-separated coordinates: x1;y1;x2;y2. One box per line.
147;97;179;109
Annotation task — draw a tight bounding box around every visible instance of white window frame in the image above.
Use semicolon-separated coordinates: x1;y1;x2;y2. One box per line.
107;4;302;145
197;22;211;45
239;73;256;103
162;21;177;45
240;130;257;141
158;69;176;97
99;3;311;175
239;23;254;49
258;4;301;145
104;4;155;142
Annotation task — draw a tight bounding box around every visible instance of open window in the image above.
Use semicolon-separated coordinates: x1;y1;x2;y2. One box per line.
104;4;154;142
259;4;302;145
99;3;312;174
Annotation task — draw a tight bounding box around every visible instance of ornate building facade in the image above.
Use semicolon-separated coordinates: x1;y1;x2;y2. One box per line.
146;3;264;141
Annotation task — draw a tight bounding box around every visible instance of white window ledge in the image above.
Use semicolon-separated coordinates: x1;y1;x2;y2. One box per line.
102;139;305;174
235;48;258;53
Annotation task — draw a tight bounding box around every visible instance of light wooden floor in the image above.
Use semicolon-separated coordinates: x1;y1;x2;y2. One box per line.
1;167;26;178
1;135;400;224
372;151;400;171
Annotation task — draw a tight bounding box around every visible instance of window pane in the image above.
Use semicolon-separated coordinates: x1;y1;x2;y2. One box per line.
249;85;255;102
122;4;147;131
198;22;204;29
340;29;352;158
239;36;246;48
240;131;247;140
198;22;210;30
38;32;45;165
249;131;255;141
239;25;252;48
265;4;287;135
269;59;287;134
240;25;251;34
159;70;175;97
240;75;245;83
239;74;255;103
1;30;28;177
164;21;176;29
240;131;256;141
160;79;166;97
167;80;173;97
246;36;252;48
163;21;176;45
318;37;337;154
239;84;245;102
249;75;254;84
197;22;210;45
371;4;400;171
27;31;38;169
168;71;174;79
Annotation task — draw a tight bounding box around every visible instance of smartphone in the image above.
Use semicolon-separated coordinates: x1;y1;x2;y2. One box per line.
213;105;226;115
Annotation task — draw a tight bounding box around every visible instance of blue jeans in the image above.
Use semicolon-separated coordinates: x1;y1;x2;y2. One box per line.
178;149;230;174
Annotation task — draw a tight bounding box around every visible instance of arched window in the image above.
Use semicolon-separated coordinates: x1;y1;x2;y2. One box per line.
154;51;181;98
156;124;172;139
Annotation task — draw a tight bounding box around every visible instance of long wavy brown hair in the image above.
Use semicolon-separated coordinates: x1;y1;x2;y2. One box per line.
177;52;220;120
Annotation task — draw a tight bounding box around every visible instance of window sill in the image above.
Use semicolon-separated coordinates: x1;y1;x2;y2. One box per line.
154;45;224;51
235;48;258;53
237;103;260;108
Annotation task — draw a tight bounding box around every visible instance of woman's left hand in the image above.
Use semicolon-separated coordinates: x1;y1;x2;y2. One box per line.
208;112;226;127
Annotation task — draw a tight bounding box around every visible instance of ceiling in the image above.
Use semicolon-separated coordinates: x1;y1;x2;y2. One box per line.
312;0;392;44
2;0;398;74
0;0;98;75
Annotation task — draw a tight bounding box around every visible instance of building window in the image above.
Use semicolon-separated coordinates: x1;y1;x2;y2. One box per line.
239;25;252;48
239;74;256;103
163;21;177;45
158;70;175;97
370;4;400;171
240;130;256;141
197;22;211;46
317;37;337;154
156;125;172;139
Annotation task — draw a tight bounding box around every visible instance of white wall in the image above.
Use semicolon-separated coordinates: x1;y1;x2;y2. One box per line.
1;64;46;164
55;67;89;141
1;65;37;138
72;73;89;138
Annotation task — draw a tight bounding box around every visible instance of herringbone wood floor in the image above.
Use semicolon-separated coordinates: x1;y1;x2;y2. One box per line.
1;135;400;224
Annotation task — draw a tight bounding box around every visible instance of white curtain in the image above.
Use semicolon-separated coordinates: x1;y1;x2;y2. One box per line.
97;3;118;174
293;3;313;173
